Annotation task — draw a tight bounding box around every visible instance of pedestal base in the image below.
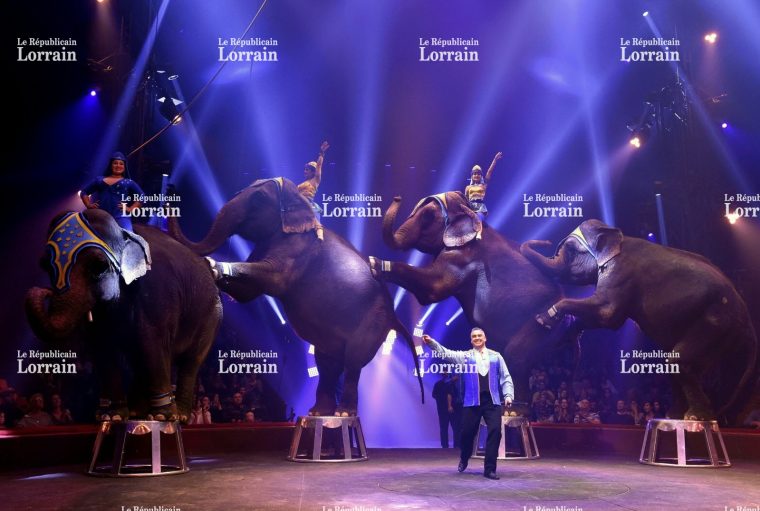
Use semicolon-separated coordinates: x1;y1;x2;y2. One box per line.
287;416;368;463
87;420;188;477
472;416;540;460
639;419;730;468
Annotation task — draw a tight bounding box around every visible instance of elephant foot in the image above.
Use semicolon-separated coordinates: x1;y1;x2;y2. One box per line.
683;407;714;421
95;401;129;422
536;306;563;330
205;257;232;281
368;256;390;279
147;403;179;422
96;409;128;422
308;406;337;417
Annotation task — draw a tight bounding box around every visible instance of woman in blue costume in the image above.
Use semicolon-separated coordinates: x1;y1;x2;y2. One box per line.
80;152;144;231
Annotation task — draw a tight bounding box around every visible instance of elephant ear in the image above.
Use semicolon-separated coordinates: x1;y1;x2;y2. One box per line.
443;192;482;247
279;179;318;234
120;230;152;285
582;220;622;267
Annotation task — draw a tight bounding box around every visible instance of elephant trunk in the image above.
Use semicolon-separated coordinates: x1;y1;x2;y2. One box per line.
168;201;241;256
382;197;416;251
25;287;83;342
520;240;567;277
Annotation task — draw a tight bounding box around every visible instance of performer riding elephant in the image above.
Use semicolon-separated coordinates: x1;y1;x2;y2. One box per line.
369;192;567;411
25;209;222;422
520;219;759;422
168;177;422;417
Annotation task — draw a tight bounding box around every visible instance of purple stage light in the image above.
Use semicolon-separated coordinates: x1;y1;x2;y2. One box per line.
721;122;728;129
642;11;649;17
89;90;97;97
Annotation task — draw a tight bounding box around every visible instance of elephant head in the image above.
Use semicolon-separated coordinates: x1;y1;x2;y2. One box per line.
168;178;317;255
383;192;482;254
520;219;623;285
25;209;151;342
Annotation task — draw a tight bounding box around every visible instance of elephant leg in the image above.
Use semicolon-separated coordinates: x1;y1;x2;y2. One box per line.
538;295;625;331
90;337;129;421
175;357;203;423
134;323;177;421
667;378;688;420
337;366;362;417
209;259;290;301
669;338;714;420
503;322;559;416
310;351;342;416
369;258;461;305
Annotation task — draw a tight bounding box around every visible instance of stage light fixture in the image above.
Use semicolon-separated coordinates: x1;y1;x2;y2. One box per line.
629;136;641;148
721;122;728;129
642;11;649;17
89;90;97;97
726;212;739;225
704;33;717;44
158;95;183;125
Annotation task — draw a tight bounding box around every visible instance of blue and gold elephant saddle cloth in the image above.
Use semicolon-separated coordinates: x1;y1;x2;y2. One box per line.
46;212;121;291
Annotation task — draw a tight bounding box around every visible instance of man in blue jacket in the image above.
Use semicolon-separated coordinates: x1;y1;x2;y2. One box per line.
423;328;514;480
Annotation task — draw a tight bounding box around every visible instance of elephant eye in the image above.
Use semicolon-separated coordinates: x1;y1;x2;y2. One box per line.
88;256;111;279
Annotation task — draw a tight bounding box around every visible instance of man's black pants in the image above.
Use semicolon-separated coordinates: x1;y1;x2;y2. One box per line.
459;395;503;473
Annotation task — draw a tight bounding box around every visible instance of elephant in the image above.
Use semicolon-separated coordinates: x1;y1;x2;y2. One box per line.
168;177;422;416
25;209;222;422
520;218;759;422
369;192;567;410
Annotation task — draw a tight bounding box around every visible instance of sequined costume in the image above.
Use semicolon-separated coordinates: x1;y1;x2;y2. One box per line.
81;177;144;231
298;142;329;240
465;181;488;215
297;175;322;219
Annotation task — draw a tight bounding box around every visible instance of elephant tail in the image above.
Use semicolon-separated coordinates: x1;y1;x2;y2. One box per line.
394;321;425;405
716;320;759;422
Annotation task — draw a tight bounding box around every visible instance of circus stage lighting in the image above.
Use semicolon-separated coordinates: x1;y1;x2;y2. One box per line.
445;307;464;327
158;95;183;125
721;122;728;129
643;11;649;17
629;136;641;148
726;212;740;225
704;32;718;44
89;89;97;97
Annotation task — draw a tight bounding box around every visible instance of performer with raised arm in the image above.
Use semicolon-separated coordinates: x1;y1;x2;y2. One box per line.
297;141;330;240
465;151;502;220
422;328;513;480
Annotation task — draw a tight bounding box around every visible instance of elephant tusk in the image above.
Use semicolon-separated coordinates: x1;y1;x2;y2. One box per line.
88;310;93;322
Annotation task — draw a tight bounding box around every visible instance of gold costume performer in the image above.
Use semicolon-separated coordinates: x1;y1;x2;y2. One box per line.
298;141;330;240
465;151;502;239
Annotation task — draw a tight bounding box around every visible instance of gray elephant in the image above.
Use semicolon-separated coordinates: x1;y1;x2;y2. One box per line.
168;177;422;416
369;192;567;411
521;219;759;422
25;209;222;421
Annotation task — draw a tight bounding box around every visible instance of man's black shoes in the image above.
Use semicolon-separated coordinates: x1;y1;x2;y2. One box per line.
457;461;468;473
484;471;500;480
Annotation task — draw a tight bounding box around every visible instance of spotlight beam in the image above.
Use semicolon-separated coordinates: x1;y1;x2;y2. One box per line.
89;0;171;178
